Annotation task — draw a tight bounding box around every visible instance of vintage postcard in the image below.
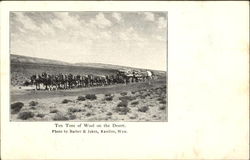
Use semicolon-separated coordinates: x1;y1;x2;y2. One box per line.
0;1;249;160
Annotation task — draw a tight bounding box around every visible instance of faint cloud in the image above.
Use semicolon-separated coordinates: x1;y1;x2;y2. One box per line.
54;12;81;28
158;17;167;29
120;32;129;41
112;12;122;22
51;18;65;30
14;12;56;36
144;12;155;21
155;35;165;41
18;27;26;33
99;31;112;40
40;23;55;36
90;13;112;28
15;12;40;31
119;27;144;42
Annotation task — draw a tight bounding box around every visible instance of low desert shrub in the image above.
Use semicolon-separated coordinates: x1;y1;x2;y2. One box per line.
77;96;86;101
114;106;130;115
131;91;136;94
30;106;36;110
84;104;93;109
105;93;112;97
129;113;138;119
106;112;112;116
120;92;128;96
138;106;149;112
62;99;71;104
159;100;166;104
85;112;92;117
119;96;136;102
68;107;82;113
18;111;35;120
36;113;45;118
115;100;130;115
157;97;163;101
131;101;139;106
68;113;76;120
143;93;151;97
159;106;166;110
117;101;128;107
85;94;97;100
11;102;24;114
81;108;86;112
29;101;38;106
50;109;59;113
139;95;146;99
105;96;113;101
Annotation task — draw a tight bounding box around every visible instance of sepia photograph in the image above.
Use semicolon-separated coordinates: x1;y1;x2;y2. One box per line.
10;11;168;122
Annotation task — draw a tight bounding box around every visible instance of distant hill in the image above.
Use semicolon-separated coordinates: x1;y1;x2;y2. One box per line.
11;54;166;73
11;54;71;66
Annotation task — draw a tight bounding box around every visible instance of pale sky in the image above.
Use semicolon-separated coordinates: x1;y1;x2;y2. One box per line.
10;11;167;71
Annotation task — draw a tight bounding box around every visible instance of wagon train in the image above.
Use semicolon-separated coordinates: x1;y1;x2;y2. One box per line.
27;70;155;90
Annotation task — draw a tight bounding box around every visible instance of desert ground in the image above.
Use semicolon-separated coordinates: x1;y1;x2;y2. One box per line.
10;78;167;122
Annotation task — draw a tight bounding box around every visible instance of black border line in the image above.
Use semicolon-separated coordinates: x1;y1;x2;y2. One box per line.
9;11;168;122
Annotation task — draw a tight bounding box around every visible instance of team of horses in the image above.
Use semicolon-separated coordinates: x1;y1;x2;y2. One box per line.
30;70;154;90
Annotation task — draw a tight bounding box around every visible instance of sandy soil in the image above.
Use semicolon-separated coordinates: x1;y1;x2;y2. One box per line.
10;80;167;122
